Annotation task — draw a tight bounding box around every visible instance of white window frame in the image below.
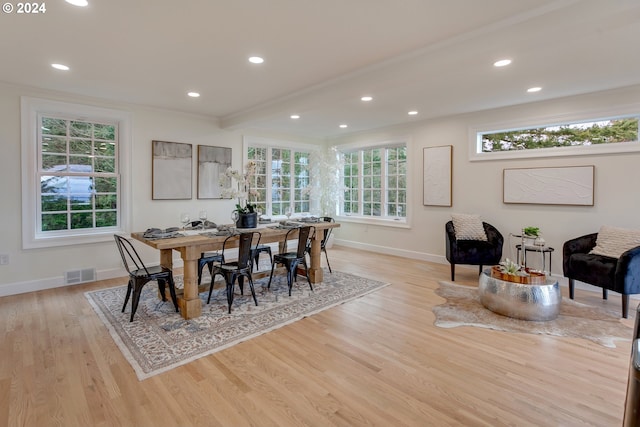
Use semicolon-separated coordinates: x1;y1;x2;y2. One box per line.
469;104;640;161
243;136;315;218
335;138;410;228
21;97;132;249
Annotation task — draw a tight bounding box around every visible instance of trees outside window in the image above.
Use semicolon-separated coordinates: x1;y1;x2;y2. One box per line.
340;143;407;221
481;117;638;152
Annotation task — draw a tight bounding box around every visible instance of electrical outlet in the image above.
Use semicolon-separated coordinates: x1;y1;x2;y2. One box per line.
0;254;9;265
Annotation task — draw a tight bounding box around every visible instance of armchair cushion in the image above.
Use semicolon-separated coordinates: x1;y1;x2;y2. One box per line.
451;213;487;241
590;225;640;259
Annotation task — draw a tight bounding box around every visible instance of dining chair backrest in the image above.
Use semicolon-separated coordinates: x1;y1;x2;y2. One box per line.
114;234;150;276
287;226;313;258
222;231;261;269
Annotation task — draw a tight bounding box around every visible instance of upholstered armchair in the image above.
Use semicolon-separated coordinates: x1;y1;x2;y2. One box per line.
563;232;640;318
445;221;504;281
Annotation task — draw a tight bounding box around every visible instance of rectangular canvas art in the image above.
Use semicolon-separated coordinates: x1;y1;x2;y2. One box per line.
503;165;594;206
152;140;192;200
197;145;232;199
423;145;452;206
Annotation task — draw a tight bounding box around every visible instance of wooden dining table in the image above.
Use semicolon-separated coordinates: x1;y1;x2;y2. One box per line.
131;220;339;319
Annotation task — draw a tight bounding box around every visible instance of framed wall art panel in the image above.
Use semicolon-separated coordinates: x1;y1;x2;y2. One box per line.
152;140;192;200
503;165;594;206
197;145;232;199
423;145;452;206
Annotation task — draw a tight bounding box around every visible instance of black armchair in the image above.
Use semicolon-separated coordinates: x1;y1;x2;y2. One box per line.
563;233;640;318
445;221;504;281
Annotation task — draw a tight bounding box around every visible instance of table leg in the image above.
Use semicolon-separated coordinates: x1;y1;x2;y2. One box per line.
308;232;323;283
178;252;202;319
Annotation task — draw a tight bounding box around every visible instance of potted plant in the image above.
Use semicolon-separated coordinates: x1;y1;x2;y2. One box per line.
491;258;546;284
219;160;259;228
522;226;545;246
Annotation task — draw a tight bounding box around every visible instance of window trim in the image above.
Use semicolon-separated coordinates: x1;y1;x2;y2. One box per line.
335;137;410;228
21;97;132;249
243;136;316;218
469;104;640;161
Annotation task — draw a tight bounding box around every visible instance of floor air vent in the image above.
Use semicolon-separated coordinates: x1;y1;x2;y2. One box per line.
64;268;96;285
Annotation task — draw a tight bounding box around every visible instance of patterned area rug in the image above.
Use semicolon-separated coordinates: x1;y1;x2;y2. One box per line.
433;281;633;348
86;270;389;380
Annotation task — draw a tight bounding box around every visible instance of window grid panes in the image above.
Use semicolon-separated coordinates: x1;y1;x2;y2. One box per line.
386;146;407;217
39;116;118;232
248;145;311;217
343;152;359;215
248;146;267;215
340;144;407;220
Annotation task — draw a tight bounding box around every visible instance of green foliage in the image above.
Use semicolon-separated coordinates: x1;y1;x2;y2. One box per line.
482;118;638;152
523;226;540;237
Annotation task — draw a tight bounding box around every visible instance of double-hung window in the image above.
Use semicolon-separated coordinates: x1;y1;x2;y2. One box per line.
21;97;131;248
340;142;407;223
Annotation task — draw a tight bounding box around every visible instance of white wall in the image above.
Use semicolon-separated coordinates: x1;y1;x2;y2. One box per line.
330;85;640;275
0;82;320;295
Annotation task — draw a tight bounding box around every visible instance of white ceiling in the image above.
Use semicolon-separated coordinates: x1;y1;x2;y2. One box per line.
2;0;639;139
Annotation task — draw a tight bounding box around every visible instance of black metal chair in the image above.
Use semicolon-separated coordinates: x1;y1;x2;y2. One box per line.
268;226;314;296
113;234;179;322
198;252;224;285
305;216;334;273
251;244;272;272
207;231;260;313
445;221;504;281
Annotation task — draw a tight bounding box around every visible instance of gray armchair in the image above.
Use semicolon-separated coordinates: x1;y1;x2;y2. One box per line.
563;233;640;318
445;221;504;281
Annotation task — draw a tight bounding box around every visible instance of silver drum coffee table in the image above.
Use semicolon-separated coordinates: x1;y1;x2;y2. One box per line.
478;268;562;321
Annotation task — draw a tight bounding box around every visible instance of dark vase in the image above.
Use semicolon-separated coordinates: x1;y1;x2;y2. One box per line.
235;212;258;229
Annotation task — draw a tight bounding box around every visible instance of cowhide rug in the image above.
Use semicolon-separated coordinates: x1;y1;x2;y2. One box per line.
433;281;634;348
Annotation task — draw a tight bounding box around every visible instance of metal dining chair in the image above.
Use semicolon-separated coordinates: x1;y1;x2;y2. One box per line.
305;216;334;273
113;234;179;322
207;231;261;313
268;226;314;296
198;252;224;285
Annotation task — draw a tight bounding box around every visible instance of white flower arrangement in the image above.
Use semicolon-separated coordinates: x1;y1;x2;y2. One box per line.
219;160;259;214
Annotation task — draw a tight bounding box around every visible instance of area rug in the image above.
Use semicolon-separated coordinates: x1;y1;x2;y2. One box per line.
85;270;389;380
433;281;633;348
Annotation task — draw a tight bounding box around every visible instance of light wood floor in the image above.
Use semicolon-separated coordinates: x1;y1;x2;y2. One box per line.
0;246;635;426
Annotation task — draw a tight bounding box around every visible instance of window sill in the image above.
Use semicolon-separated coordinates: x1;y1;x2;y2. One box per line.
336;215;409;229
24;229;120;249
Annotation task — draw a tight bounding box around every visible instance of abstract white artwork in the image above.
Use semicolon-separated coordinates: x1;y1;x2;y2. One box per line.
423;145;452;206
503;165;594;206
152;140;192;200
197;145;231;199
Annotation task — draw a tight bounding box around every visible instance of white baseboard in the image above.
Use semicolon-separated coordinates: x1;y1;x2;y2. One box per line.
332;238;632;297
0;240;633;300
0;257;187;298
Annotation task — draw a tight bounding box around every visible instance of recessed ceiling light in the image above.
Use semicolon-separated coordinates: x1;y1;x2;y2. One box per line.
408;111;418;116
248;56;264;64
493;59;512;67
527;87;542;93
339;124;348;128
290;114;300;119
361;96;373;102
65;0;88;6
187;92;200;97
51;63;70;71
